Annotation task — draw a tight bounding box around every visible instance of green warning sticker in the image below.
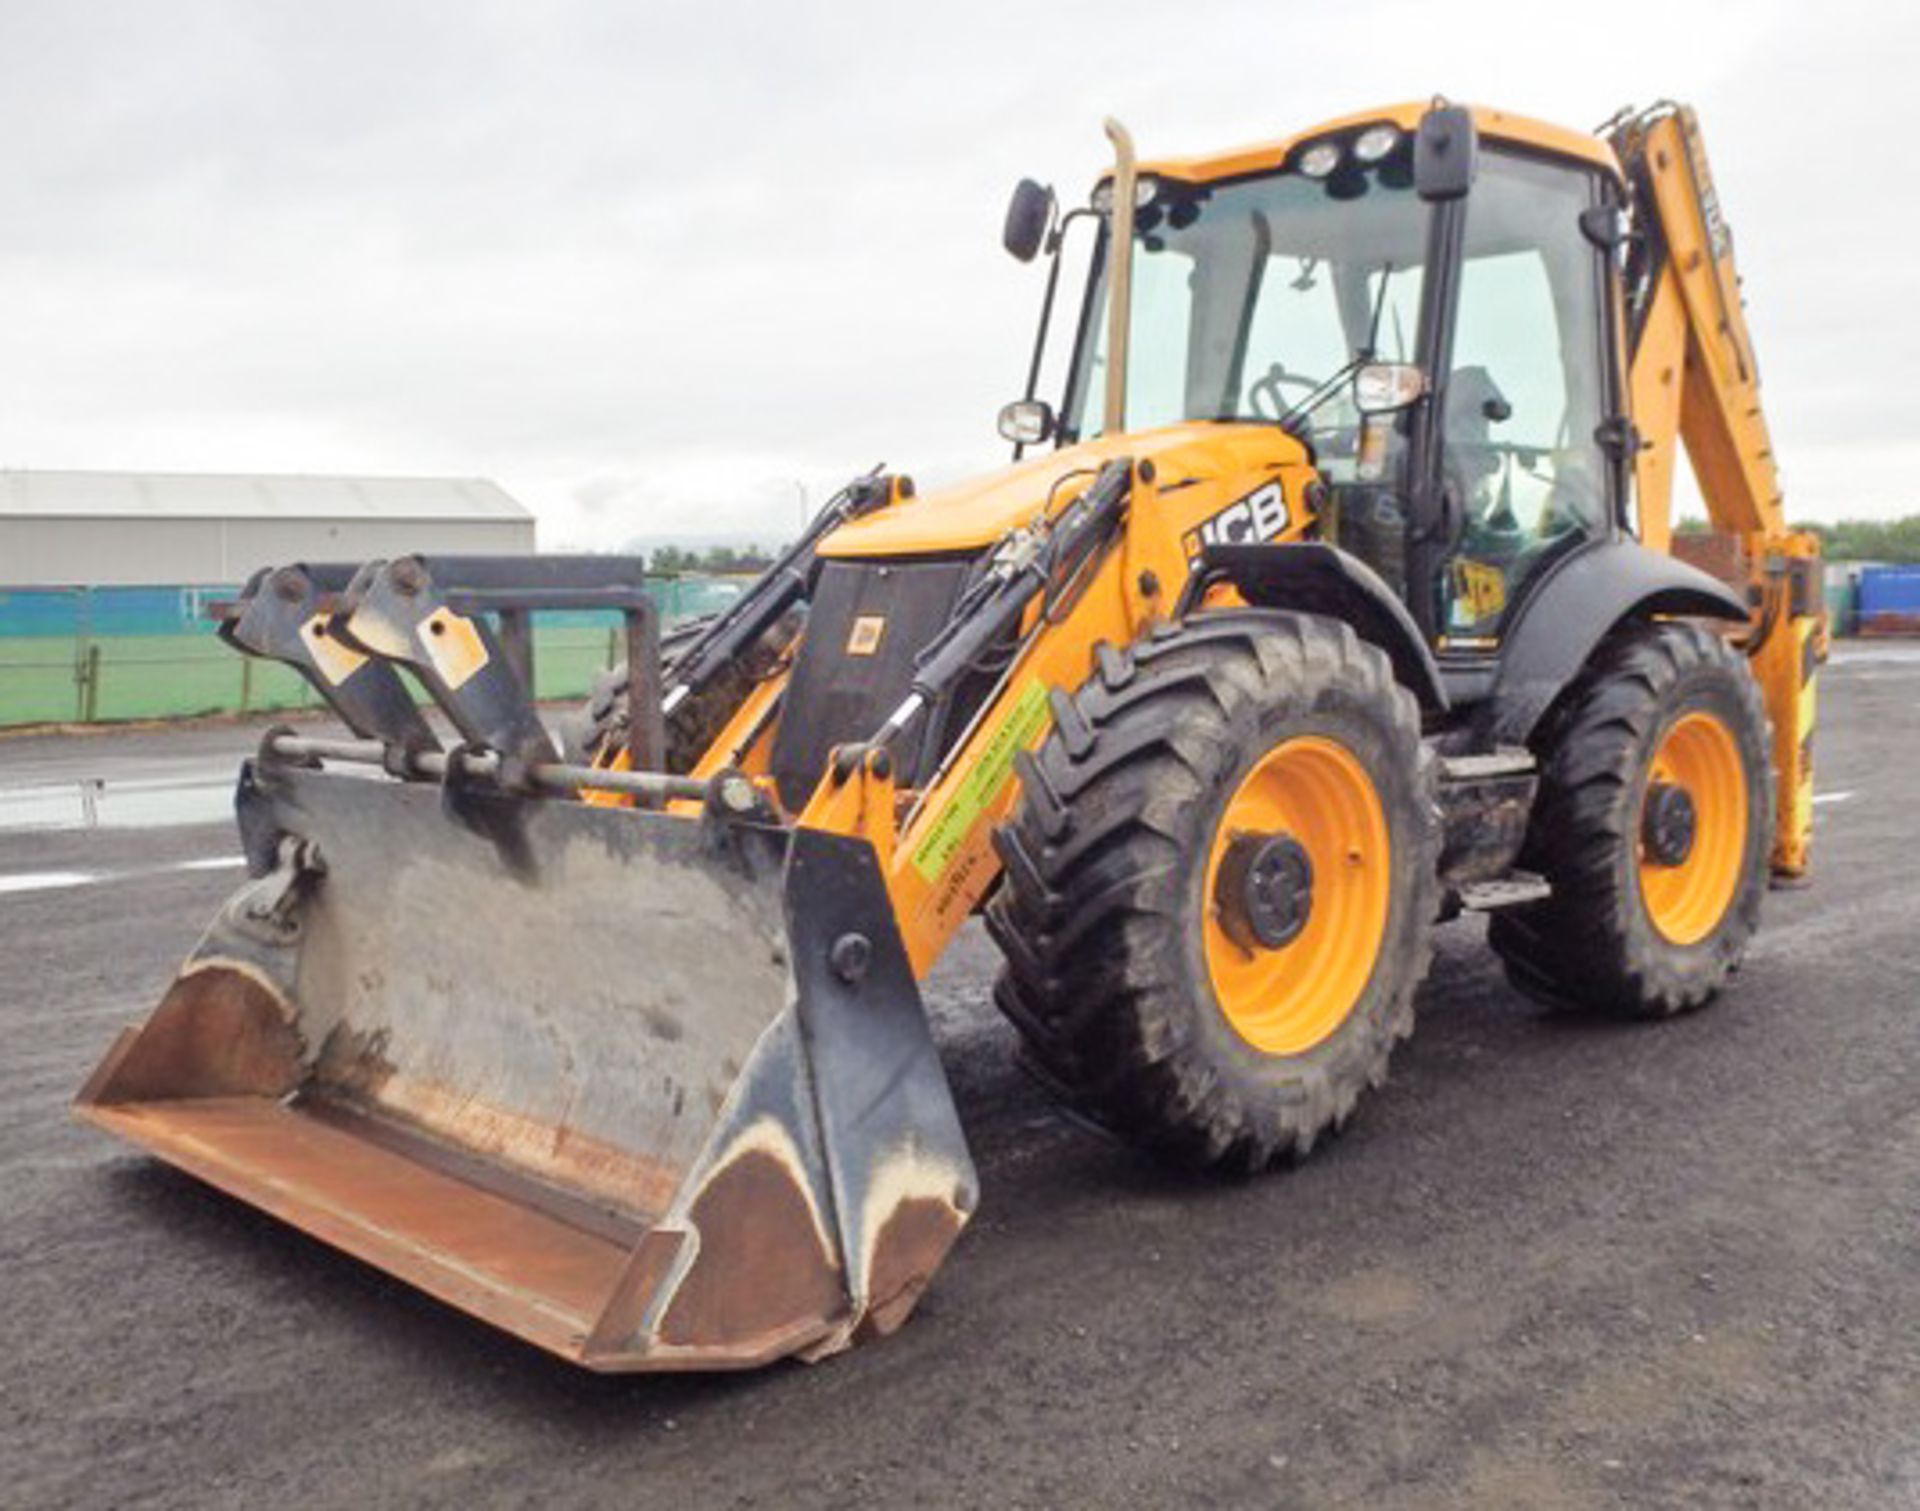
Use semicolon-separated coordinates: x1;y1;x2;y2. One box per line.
910;677;1051;882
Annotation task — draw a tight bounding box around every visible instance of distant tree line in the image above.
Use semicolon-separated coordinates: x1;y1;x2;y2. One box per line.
1799;518;1920;564
1676;515;1920;564
645;544;780;574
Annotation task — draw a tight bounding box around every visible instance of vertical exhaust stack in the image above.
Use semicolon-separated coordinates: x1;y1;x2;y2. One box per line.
1102;116;1137;437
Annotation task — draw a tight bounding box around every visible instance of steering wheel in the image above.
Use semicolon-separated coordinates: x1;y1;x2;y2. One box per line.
1247;361;1321;423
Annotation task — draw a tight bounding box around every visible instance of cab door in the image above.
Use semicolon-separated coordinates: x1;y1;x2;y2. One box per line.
1418;149;1624;649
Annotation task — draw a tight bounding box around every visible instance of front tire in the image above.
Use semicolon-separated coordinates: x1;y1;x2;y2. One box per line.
987;612;1439;1171
1488;620;1773;1017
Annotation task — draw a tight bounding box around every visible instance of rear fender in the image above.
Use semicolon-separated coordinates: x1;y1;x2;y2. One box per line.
1480;538;1746;745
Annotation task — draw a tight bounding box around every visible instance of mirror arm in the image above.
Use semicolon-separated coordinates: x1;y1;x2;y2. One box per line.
1046;204;1095;258
1014;237;1068;460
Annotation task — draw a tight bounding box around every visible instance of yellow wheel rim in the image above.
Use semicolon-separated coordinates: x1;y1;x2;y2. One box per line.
1203;736;1392;1056
1637;710;1748;947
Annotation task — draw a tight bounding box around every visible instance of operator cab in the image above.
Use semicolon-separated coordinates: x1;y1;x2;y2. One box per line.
1010;103;1630;660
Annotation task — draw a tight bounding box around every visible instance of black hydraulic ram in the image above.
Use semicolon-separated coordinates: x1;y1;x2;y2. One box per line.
871;457;1132;750
660;468;897;718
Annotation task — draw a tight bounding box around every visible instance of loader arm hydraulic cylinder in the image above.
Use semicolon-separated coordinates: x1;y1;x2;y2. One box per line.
873;459;1132;748
662;469;895;716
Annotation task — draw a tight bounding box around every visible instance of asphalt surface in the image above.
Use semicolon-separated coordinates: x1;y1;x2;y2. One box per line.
3;646;1917;1509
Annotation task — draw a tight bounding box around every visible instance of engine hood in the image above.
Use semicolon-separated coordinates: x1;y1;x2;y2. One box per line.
820;422;1311;558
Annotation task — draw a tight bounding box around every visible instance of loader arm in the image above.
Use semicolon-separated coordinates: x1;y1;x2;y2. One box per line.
1608;103;1823;876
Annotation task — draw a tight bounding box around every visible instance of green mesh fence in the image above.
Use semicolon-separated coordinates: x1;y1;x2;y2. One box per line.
0;578;746;728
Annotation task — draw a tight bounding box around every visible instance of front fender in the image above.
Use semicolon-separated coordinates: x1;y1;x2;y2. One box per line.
1186;542;1449;715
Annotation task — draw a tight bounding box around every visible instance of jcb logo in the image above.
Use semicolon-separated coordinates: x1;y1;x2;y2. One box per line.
1183;481;1290;559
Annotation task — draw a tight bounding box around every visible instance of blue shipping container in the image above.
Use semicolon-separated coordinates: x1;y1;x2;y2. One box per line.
1858;566;1920;619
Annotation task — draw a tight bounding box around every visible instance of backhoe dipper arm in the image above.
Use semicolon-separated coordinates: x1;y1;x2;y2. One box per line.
1607;103;1822;877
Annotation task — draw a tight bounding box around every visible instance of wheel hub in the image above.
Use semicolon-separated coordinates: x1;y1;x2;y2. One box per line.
1641;781;1697;868
1215;832;1315;951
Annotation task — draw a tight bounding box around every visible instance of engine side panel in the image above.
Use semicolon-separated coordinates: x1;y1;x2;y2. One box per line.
768;557;977;811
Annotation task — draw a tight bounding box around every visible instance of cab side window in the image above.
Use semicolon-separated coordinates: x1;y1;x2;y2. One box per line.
1442;152;1613;638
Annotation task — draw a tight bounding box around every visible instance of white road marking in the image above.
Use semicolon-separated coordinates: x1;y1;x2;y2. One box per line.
1812;790;1855;806
173;856;246;871
0;871;101;895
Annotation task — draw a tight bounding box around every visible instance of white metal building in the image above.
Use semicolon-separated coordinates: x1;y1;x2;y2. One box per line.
0;471;536;587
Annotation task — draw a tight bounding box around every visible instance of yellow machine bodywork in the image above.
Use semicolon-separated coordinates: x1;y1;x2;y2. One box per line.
664;424;1320;975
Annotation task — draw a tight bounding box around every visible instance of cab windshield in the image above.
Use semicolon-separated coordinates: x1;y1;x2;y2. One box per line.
1065;146;1432;474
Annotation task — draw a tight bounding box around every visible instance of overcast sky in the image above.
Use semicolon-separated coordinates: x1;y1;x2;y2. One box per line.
0;0;1912;548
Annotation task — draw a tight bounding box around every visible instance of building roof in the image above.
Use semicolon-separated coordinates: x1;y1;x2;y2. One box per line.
0;470;530;523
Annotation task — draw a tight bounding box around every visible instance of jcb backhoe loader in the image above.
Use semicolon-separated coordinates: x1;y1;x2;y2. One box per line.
77;99;1821;1371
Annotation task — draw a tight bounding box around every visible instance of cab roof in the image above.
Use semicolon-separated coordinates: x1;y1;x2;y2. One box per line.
1133;101;1622;186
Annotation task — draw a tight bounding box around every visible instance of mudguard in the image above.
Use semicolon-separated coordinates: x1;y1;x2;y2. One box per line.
1480;538;1746;744
1190;541;1450;714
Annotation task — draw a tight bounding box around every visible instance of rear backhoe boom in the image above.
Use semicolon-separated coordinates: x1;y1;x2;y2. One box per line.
1607;102;1823;876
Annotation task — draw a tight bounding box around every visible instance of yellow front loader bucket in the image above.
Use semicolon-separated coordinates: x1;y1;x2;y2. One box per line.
76;750;976;1370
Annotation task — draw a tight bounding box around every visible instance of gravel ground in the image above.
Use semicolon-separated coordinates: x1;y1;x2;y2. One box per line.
2;645;1916;1509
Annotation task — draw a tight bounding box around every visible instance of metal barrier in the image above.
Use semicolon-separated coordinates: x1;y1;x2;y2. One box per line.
0;577;747;727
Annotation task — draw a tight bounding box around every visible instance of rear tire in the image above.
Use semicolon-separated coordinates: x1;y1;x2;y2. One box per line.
1488;620;1773;1017
987;612;1439;1171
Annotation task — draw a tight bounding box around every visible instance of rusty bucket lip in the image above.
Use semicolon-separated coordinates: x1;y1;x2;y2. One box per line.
74;765;977;1373
73;1094;852;1371
75;1094;628;1365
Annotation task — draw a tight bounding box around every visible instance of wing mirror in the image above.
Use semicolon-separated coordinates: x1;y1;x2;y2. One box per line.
1353;363;1426;415
1415;103;1478;201
1003;179;1055;263
998;398;1056;445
